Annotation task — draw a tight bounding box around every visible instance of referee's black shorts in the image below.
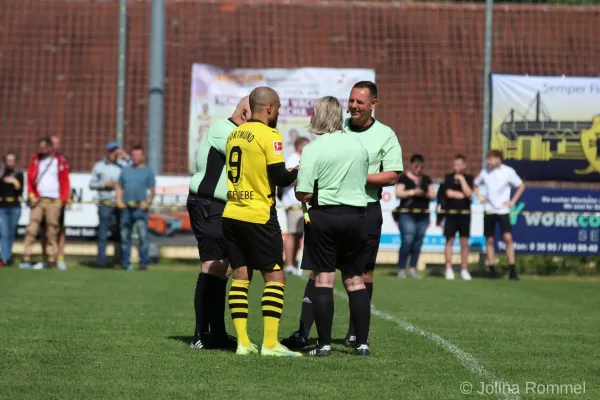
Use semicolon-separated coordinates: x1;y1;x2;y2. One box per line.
222;216;283;272
443;214;471;239
186;192;227;262
301;206;366;276
363;201;383;271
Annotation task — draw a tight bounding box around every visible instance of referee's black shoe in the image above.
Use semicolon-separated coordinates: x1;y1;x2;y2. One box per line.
355;344;370;356
211;333;238;350
281;331;308;350
345;336;370;348
308;343;332;357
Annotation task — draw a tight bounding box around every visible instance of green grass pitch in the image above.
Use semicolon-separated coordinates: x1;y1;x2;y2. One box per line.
1;266;598;399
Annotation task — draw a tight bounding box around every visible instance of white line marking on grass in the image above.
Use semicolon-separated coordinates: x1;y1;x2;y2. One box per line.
295;275;519;400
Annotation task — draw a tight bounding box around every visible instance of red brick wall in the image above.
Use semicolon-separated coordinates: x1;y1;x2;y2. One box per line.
2;0;599;180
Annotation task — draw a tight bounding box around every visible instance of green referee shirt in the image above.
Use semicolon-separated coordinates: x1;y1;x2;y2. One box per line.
296;131;368;208
189;118;237;202
343;118;404;203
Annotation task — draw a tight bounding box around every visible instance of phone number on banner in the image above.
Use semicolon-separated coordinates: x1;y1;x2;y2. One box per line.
498;242;600;253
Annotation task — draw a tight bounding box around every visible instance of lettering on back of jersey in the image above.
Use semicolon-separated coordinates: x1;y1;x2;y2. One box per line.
228;130;255;143
273;141;283;154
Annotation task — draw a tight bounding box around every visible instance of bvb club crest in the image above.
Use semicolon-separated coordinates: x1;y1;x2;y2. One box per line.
575;115;600;175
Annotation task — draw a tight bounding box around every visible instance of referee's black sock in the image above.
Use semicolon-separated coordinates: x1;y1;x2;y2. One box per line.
348;288;371;347
204;274;227;337
347;282;373;338
313;287;334;346
298;278;315;340
194;273;209;337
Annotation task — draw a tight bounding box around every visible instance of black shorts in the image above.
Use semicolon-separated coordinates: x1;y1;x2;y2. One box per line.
443;214;471;238
484;214;511;238
222;216;283;272
187;193;227;261
301;206;367;276
363;201;383;271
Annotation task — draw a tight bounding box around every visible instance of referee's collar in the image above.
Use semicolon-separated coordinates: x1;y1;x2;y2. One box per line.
348;117;376;133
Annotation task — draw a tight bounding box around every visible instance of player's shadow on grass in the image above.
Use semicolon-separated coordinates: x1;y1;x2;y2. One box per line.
167;335;236;352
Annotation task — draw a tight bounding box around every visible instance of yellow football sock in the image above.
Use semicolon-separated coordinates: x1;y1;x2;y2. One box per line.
262;280;285;350
57;255;64;262
229;279;251;348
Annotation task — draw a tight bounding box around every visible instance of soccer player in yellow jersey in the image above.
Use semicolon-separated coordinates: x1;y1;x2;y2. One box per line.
222;87;301;357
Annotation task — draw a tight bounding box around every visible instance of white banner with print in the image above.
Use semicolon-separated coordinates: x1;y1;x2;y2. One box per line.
187;64;377;173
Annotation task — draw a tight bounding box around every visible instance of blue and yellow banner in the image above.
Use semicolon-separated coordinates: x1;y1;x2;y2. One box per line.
490;74;600;182
494;187;600;255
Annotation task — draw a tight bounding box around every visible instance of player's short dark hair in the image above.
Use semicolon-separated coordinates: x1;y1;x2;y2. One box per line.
131;145;144;152
454;154;466;161
486;149;503;160
353;81;378;99
39;137;52;147
410;153;425;164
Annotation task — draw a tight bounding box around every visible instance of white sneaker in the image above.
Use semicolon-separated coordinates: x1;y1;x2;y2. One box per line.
57;261;67;271
32;262;46;270
445;268;455;280
397;269;407;279
460;269;472;281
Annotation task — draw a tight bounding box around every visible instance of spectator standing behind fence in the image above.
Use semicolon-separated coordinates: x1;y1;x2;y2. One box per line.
474;150;526;281
441;154;474;281
281;136;310;276
33;135;69;270
21;137;71;270
395;154;436;279
89;141;132;268
0;152;24;267
116;146;155;271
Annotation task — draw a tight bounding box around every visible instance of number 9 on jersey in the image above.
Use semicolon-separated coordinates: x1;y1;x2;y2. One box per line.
227;146;243;186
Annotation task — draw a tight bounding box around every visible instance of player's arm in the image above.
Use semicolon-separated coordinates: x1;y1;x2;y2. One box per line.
145;171;156;207
506;170;525;206
265;132;297;187
473;171;488;204
457;174;473;198
295;147;317;203
395;183;414;199
369;132;404;186
426;178;437;200
268;164;297;187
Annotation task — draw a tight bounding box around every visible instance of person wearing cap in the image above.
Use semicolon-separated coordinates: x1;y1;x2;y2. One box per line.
89;141;131;267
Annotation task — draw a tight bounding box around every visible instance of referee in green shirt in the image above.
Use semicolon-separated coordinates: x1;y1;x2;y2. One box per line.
283;81;403;349
186;96;250;350
295;96;371;357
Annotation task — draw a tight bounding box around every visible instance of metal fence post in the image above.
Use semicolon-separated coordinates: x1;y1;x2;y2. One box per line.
116;0;127;148
148;0;165;174
481;0;494;167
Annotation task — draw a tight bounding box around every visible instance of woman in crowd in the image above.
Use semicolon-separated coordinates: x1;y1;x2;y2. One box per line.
0;151;24;267
395;154;436;278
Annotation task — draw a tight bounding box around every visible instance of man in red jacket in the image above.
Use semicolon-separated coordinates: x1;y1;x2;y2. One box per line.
20;137;71;270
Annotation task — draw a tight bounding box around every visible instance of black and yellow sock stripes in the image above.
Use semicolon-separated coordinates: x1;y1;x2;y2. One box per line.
228;279;251;348
262;281;285;349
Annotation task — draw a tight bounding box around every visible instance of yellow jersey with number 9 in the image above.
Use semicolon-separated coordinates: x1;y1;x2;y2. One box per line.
222;120;286;224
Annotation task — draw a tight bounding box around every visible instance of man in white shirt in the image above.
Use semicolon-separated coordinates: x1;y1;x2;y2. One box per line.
474;150;526;280
281;136;310;275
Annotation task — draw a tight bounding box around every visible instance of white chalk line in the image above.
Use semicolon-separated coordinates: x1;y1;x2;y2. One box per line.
294;275;519;400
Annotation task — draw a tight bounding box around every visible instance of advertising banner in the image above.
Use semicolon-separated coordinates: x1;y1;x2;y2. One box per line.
490;74;600;182
187;64;376;173
494;187;600;255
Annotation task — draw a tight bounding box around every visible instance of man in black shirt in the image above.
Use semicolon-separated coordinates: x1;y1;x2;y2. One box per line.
442;154;474;280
